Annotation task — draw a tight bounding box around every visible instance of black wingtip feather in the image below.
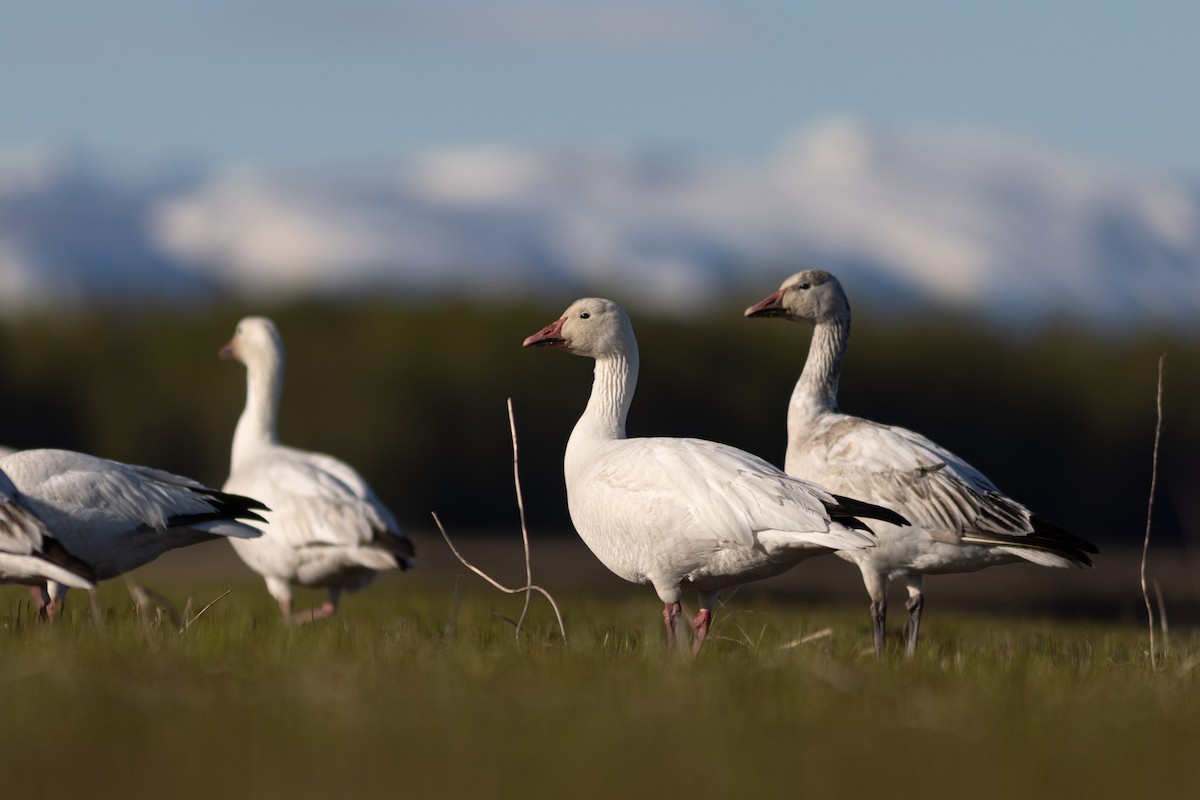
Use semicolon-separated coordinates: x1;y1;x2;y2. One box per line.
966;514;1099;567
829;493;911;528
169;488;271;528
1030;514;1100;555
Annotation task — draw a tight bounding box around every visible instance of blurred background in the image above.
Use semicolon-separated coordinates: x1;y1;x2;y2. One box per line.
0;1;1197;609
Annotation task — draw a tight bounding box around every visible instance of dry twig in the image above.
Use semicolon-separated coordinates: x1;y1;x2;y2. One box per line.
780;627;834;650
715;593;759;649
1140;354;1165;669
178;589;233;635
1154;578;1170;659
433;513;567;643
432;398;567;644
508;398;537;636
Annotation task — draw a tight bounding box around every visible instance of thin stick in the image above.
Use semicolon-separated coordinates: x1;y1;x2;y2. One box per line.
1154;578;1170;659
780;627;834;650
178;590;232;635
431;398;567;644
715;594;757;649
508;398;536;638
432;512;567;643
1140;354;1165;669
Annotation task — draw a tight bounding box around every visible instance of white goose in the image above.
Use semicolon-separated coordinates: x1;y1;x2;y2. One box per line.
746;270;1097;655
220;317;415;624
0;467;94;594
524;297;907;655
0;448;267;614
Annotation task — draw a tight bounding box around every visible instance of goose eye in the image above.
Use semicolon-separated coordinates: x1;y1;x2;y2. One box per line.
579;312;590;319
798;283;811;290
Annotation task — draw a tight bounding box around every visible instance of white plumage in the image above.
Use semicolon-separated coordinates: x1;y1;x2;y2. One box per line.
0;466;94;592
0;448;266;612
524;297;906;654
220;316;415;623
746;269;1097;655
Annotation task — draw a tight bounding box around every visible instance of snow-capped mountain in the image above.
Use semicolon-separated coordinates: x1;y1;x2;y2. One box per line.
1;119;1198;324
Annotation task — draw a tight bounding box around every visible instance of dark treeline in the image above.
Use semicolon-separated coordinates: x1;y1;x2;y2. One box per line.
0;298;1195;550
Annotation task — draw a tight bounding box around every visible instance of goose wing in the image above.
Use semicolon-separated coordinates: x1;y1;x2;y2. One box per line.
229;447;407;555
579;437;875;552
795;416;1095;563
4;450;264;534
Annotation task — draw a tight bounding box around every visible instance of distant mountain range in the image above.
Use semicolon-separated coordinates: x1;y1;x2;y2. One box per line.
1;118;1198;325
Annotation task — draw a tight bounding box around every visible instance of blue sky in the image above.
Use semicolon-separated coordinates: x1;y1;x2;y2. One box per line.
1;0;1197;173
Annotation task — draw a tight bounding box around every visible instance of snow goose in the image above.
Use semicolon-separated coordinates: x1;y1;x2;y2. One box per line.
746;270;1098;655
220;316;415;624
0;448;267;613
523;297;907;655
0;466;94;594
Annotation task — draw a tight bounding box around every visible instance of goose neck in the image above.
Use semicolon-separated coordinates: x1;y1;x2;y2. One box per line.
567;350;637;455
231;355;283;466
791;314;848;419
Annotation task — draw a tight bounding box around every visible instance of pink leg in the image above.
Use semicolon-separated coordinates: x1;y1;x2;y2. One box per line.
28;585;56;620
289;601;338;626
662;601;682;646
691;608;714;657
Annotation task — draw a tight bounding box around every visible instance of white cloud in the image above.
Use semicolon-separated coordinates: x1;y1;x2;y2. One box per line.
408;147;548;206
1;117;1190;324
152;170;398;293
0;240;47;310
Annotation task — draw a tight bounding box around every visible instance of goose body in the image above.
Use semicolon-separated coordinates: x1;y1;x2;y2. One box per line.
525;297;906;654
0;448;266;609
221;317;414;623
0;467;94;592
565;434;891;591
747;270;1097;654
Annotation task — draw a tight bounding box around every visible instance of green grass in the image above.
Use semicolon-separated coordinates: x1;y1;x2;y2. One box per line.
2;579;1199;799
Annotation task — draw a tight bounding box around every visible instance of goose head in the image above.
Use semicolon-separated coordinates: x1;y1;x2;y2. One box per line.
220;316;285;371
523;297;636;359
744;270;850;326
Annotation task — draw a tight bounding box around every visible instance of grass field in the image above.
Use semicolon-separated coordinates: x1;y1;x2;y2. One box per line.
3;551;1200;800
